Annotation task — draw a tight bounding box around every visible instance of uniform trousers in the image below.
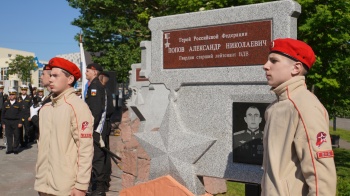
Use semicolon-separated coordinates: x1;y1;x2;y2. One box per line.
19;117;30;145
4;120;20;152
102;122;112;190
92;131;107;191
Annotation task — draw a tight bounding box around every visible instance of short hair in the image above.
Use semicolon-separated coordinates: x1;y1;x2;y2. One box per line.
246;106;260;116
61;69;77;87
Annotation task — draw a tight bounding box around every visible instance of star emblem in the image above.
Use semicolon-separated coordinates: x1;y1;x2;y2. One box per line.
164;42;170;48
134;101;216;194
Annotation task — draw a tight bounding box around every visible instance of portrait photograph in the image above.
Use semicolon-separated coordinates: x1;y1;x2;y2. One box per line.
232;102;269;165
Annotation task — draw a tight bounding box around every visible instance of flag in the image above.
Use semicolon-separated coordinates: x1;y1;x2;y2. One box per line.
33;56;44;71
80;34;88;100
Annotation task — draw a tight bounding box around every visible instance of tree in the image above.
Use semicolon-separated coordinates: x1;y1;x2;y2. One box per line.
6;55;37;83
67;0;350;116
297;0;350;117
66;0;231;82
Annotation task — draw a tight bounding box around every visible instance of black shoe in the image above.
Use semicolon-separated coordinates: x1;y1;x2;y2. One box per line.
13;151;18;154
6;151;13;154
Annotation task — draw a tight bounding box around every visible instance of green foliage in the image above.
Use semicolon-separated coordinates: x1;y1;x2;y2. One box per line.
6;55;37;83
297;0;350;117
67;0;350;115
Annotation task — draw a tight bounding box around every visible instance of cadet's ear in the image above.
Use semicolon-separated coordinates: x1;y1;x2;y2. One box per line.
291;61;304;76
67;75;75;86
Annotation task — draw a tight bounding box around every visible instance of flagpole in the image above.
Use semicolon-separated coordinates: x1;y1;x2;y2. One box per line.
79;34;88;100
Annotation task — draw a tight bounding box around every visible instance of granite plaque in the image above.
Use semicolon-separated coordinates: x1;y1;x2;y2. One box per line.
163;20;271;69
232;102;269;165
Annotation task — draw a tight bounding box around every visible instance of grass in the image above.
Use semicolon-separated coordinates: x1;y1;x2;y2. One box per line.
215;181;245;196
215;127;350;196
330;127;350;143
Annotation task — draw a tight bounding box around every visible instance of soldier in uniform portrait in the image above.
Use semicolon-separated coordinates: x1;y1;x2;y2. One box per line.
18;84;33;146
233;106;264;165
1;89;23;154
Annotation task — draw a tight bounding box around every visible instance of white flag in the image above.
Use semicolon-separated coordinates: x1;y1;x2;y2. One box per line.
79;35;88;99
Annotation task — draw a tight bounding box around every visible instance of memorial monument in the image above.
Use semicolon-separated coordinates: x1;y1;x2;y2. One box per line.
121;0;301;195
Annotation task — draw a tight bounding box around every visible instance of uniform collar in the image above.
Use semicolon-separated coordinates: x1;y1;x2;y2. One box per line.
51;88;75;106
89;77;99;85
246;128;261;135
271;76;306;101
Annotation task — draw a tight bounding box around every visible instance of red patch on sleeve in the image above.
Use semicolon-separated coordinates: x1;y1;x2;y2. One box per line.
316;150;334;159
81;121;88;131
316;132;327;148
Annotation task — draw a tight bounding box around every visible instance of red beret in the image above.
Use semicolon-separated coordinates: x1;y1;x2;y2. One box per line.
48;57;81;80
270;38;316;69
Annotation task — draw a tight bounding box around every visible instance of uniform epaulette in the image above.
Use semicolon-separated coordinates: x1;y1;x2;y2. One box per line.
234;130;246;135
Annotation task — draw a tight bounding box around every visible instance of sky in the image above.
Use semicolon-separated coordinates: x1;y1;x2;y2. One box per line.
0;0;81;62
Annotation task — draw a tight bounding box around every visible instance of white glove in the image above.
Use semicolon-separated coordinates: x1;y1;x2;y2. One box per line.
30;105;41;119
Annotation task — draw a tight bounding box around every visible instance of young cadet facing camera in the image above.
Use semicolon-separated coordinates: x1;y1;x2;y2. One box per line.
34;57;94;196
261;38;336;195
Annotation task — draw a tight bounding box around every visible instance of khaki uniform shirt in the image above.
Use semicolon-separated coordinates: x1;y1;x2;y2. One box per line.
261;76;336;196
34;88;94;195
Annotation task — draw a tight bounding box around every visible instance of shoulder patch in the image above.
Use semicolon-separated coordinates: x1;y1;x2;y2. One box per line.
316;132;327;148
81;121;89;131
91;89;97;96
234;130;246;136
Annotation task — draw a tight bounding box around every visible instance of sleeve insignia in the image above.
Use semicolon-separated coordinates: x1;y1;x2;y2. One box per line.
316;132;327;148
81;133;92;138
316;150;334;159
81;121;89;131
91;89;97;96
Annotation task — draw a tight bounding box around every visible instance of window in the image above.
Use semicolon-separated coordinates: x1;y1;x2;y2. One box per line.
0;67;8;80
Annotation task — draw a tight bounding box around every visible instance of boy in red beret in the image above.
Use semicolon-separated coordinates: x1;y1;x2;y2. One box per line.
261;38;336;195
34;57;94;196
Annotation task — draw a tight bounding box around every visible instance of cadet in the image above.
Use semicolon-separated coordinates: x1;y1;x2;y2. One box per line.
35;57;93;196
29;64;52;141
18;84;33;146
85;63;106;196
1;89;23;154
261;38;336;195
36;87;44;101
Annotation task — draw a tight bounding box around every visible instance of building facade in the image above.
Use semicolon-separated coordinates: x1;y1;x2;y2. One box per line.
0;47;47;95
